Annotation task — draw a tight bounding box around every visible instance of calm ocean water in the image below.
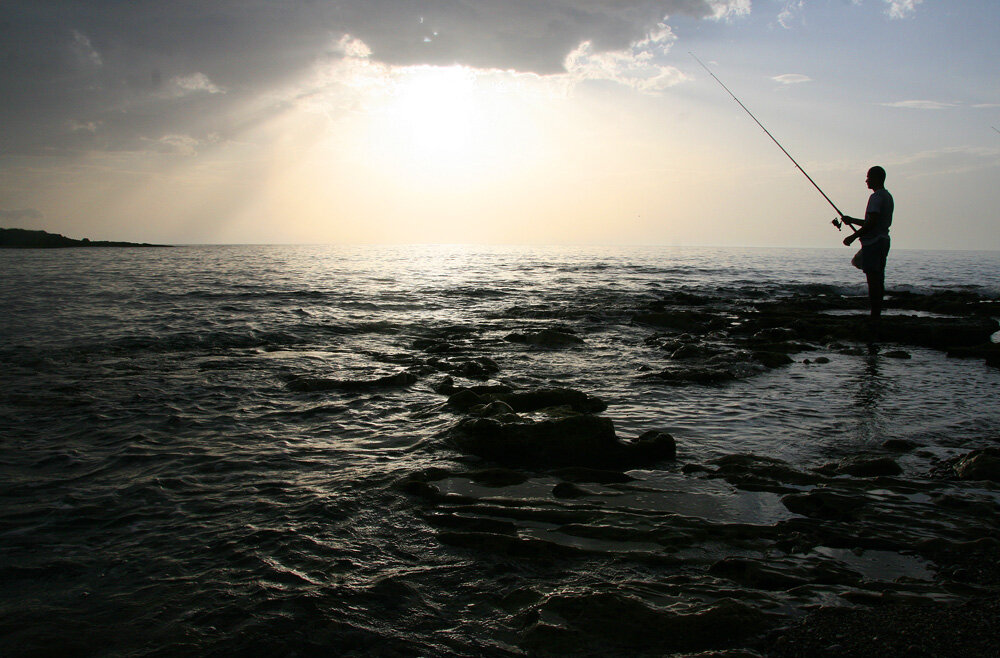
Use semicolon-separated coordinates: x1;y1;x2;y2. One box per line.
2;244;999;655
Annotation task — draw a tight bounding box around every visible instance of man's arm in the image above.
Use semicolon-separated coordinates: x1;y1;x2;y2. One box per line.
842;211;881;245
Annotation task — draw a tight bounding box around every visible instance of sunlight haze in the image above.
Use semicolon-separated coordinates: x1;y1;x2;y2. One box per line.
1;1;998;249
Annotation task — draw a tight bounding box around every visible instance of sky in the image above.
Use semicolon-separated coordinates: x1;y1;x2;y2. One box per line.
1;0;998;249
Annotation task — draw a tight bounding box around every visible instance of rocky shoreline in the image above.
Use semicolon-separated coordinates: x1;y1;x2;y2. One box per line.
0;227;170;248
364;289;1000;655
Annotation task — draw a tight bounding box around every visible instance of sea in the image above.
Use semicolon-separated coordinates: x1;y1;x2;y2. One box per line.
2;244;999;656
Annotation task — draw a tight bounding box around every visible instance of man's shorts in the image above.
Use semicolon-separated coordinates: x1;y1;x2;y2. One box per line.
861;237;890;273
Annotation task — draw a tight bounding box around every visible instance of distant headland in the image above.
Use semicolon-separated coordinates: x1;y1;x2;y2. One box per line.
0;228;171;248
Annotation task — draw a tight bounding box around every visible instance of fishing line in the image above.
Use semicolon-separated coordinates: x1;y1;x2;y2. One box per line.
690;52;855;230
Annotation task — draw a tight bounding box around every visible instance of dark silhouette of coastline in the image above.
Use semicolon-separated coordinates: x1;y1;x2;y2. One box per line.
0;228;171;248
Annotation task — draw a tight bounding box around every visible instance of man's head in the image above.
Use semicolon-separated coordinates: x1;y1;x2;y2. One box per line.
866;166;886;190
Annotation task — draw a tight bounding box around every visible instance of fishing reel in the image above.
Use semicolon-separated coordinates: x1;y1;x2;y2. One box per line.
831;218;843;231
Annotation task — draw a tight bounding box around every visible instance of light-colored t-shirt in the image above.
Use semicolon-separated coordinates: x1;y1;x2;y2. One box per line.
861;188;893;246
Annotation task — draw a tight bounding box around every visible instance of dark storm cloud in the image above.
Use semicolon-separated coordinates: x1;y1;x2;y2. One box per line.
0;1;745;155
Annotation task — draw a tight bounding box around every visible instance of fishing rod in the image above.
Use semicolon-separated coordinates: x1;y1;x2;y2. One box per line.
690;52;857;231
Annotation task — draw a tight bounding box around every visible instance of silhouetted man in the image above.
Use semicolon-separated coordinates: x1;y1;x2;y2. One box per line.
842;166;893;323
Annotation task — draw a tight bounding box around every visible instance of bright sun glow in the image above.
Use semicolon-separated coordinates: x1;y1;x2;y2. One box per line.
364;66;534;185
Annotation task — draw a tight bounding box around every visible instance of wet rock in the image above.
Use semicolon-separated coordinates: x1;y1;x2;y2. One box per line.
883;439;920;452
948;343;1000;368
748;298;998;353
437;531;519;553
396;480;440;499
436;376;513;398
782;489;868;520
447;388;482;411
455;357;501;379
884;349;912;359
558;523;656;543
521;593;771;655
496;388;608;414
633;309;726;333
287;370;417;392
468;400;516;418
824;455;903;477
752;327;797;341
505;328;584;347
548;467;634;484
425;356;501;379
632;430;677;461
498;587;544;613
393;467;451;499
467;467;529;487
670;343;707;359
422;512;519;535
552;482;589;498
709;558;811;591
709;454;822;492
432;376;457;395
640;366;739;386
444;415;676;469
753;351;794;368
953;448;1000;481
438;531;582;558
411;338;458;353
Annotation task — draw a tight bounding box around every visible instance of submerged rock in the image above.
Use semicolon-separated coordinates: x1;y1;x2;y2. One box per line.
632;430;677;461
822;455;903;478
505;328;584;347
469;400;517;418
633;309;726;333
445;386;607;415
287;370;417;392
883;439;920;452
552;482;589;498
708;453;822;492
752;327;797;342
953;448;1000;482
444;415;676;469
447;389;483;411
548;467;635;484
709;558;811;591
753;351;795;368
782;489;868;520
640;366;740;386
466;467;530;487
521;593;771;655
497;388;608;414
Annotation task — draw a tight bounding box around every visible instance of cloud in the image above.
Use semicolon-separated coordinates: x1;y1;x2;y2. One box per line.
71;30;103;68
0;1;752;156
0;208;44;221
777;1;805;29
171;73;225;96
772;73;811;85
68;120;100;133
145;134;204;156
881;100;958;110
565;24;685;92
884;0;923;19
